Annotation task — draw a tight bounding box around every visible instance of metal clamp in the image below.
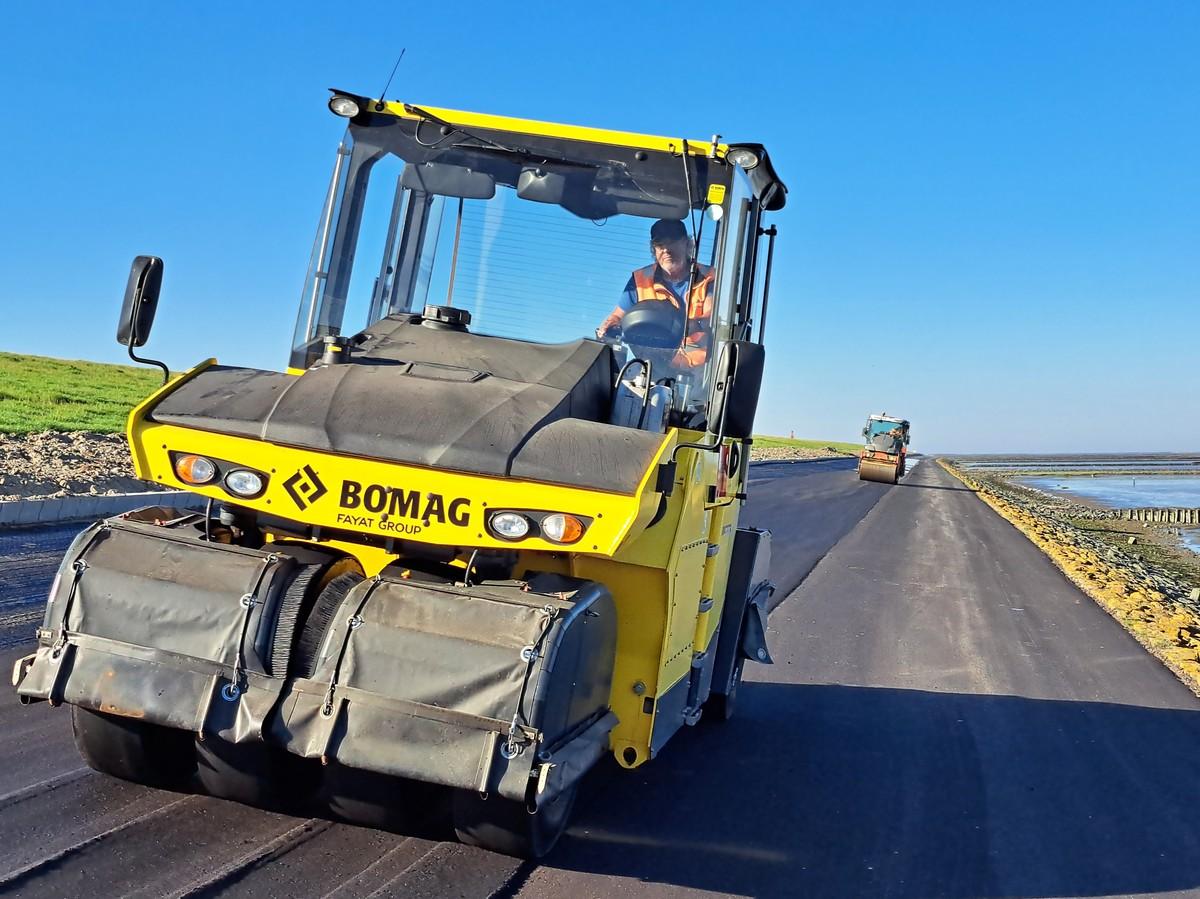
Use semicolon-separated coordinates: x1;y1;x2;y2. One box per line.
500;740;523;760
321;579;382;717
52;558;93;657
228;553;279;701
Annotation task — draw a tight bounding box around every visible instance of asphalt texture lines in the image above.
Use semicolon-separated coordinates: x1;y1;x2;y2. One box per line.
4;459;1200;898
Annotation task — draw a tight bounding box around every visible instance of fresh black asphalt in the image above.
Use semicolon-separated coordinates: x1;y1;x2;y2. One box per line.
4;458;1200;898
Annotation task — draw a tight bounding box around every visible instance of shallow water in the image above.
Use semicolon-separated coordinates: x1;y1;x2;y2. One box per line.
1019;476;1200;509
960;455;1200;472
1182;530;1200;555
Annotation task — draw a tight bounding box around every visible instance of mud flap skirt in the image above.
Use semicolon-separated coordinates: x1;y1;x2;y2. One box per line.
15;519;300;742
13;519;620;805
269;573;617;804
740;582;774;665
711;527;775;698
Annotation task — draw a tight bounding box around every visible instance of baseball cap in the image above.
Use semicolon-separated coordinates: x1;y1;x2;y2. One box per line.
649;219;688;244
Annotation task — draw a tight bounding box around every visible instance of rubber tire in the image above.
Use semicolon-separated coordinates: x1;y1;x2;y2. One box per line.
195;735;318;812
268;562;327;676
707;656;745;723
320;763;450;834
71;706;196;789
452;783;579;859
269;552;363;676
291;571;366;679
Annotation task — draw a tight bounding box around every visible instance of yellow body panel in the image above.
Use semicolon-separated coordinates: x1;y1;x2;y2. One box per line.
376;99;727;158
564;444;744;766
128;361;674;557
129;428;668;557
127;362;747;769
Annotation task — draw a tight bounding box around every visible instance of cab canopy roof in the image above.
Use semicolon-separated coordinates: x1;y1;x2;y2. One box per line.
328;90;787;211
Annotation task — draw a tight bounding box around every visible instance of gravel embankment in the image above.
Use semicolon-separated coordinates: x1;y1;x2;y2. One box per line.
749;445;854;462
0;431;151;501
1;432;849;501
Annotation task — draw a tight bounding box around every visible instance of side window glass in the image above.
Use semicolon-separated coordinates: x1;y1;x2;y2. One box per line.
712;172;754;343
339;154;406;333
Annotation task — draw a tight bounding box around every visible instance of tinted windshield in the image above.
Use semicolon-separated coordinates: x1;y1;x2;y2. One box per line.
868;419;907;438
292;114;729;369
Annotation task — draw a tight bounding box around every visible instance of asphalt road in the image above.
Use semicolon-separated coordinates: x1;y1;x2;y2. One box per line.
4;458;1200;898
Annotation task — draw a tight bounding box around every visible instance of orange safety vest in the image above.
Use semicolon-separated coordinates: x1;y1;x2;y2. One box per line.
603;263;715;368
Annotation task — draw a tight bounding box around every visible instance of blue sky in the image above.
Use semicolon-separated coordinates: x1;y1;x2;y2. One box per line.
2;2;1196;453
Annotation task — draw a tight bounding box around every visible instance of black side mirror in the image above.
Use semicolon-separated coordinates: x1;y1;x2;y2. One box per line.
117;256;163;348
117;255;170;384
707;340;765;440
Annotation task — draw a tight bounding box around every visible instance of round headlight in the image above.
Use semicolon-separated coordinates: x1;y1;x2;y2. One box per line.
224;469;265;498
175;454;216;485
489;511;531;540
541;513;585;544
329;96;361;118
726;147;760;170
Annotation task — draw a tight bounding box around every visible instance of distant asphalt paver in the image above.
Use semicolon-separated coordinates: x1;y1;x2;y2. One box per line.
6;458;1198;898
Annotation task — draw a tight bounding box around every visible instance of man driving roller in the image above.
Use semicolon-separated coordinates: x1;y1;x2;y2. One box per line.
595;219;716;370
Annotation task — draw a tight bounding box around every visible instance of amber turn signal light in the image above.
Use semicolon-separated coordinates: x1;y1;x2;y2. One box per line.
174;454;217;485
541;513;585;544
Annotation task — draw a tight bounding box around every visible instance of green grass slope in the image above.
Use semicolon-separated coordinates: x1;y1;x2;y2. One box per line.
0;352;163;435
753;435;861;455
0;352;866;453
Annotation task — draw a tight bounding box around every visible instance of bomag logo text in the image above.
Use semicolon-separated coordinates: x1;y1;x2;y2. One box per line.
337;479;471;533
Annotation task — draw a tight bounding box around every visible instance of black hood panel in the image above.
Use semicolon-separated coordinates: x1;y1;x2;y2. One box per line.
150;318;667;494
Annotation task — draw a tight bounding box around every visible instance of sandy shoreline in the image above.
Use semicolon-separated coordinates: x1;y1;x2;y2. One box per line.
1015;477;1109;510
974;467;1200;580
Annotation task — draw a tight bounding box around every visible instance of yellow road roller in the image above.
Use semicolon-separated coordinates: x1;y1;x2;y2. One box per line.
858;413;910;484
14;92;786;858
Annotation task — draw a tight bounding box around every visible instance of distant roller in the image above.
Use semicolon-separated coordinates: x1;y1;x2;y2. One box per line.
858;414;911;484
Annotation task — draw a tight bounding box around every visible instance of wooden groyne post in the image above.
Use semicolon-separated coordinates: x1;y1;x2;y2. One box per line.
1121;508;1200;525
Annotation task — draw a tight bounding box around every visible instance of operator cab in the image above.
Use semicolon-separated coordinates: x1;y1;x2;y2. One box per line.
863;415;911;454
292;93;785;435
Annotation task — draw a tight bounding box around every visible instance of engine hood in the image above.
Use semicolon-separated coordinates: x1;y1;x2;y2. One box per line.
145;317;667;495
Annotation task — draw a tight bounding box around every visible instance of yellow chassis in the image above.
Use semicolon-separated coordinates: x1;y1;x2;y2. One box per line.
129;361;746;768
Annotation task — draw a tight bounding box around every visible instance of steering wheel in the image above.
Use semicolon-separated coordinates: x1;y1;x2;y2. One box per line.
618;301;684;350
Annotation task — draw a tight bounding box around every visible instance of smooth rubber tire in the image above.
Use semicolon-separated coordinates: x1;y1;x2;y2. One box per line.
292;571;365;679
71;706;196;789
319;763;450;834
452;783;579;859
195;735;318;812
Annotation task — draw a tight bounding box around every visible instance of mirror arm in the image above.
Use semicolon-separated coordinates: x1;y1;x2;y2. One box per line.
756;225;777;345
126;331;170;387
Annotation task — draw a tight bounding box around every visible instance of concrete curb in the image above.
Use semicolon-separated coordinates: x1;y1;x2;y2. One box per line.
0;491;206;528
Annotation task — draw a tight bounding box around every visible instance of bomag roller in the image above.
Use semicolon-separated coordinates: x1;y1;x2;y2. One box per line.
13;91;787;857
858;413;910;484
